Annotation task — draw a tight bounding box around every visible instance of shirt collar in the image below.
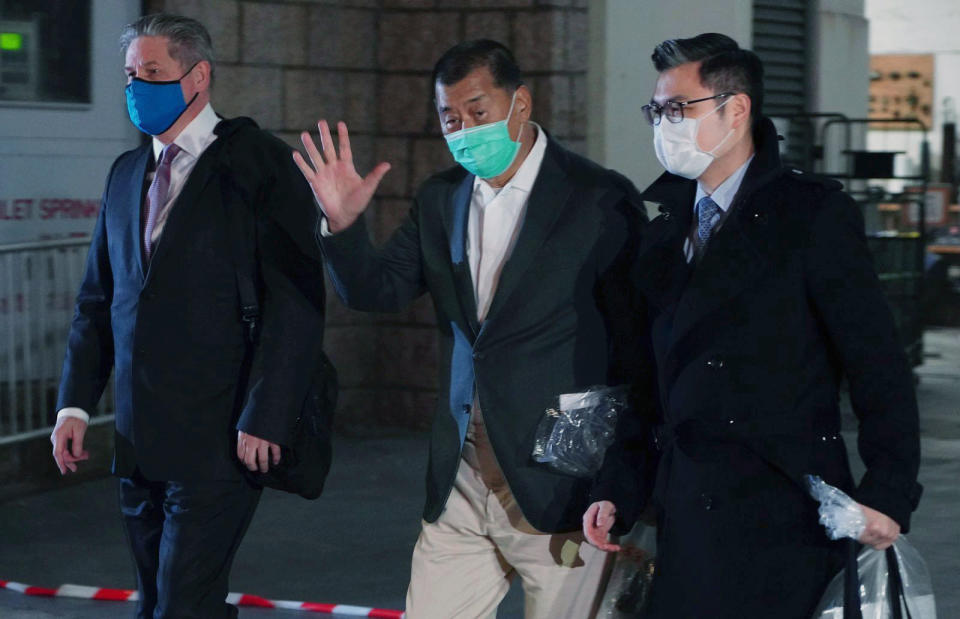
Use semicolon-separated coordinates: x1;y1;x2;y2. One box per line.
152;103;219;162
473;121;548;201
694;154;754;213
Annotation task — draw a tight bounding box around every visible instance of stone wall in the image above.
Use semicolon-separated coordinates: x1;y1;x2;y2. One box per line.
147;0;589;434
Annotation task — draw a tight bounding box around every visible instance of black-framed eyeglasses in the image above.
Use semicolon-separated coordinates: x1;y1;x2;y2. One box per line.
642;92;735;126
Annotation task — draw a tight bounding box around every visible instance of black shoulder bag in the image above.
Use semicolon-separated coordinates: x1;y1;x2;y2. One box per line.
217;125;338;500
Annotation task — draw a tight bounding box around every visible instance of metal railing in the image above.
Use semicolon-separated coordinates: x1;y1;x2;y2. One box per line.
0;238;114;444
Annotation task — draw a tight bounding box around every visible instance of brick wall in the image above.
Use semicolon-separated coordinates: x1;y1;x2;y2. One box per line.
147;0;589;434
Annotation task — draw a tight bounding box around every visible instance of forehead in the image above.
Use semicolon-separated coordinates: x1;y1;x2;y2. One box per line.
125;35;174;65
653;61;711;102
435;66;505;107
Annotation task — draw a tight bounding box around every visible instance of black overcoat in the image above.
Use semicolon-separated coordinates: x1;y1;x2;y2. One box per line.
598;118;922;618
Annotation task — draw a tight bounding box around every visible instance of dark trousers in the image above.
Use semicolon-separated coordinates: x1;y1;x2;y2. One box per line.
118;469;261;619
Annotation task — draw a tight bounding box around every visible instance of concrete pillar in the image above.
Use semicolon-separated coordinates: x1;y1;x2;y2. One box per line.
810;0;869;175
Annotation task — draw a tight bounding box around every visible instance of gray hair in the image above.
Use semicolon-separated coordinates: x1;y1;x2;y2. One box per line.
120;13;215;84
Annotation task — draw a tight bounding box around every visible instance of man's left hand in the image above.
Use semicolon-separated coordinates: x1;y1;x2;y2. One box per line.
237;431;281;473
858;503;901;550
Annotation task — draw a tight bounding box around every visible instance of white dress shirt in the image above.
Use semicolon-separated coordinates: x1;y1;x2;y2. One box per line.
468;122;547;322
57;104;221;425
148;103;220;244
683;155;754;263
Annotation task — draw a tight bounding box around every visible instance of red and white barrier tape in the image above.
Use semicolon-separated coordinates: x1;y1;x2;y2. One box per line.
0;580;405;618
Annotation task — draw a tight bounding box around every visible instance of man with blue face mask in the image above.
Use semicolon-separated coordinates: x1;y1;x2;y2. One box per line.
583;33;922;619
49;13;327;618
294;39;651;618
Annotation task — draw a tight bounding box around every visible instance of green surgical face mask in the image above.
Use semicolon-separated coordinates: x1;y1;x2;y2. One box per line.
443;91;522;179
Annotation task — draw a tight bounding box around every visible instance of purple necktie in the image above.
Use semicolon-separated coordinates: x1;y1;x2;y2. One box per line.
143;142;182;260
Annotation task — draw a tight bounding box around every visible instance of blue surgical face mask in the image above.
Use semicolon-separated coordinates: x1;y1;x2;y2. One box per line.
444;90;522;179
125;63;199;136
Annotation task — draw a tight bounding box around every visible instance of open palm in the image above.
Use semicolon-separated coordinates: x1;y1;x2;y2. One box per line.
293;120;391;233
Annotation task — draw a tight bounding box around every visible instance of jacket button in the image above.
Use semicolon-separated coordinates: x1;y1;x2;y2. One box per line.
701;493;714;510
706;356;725;369
472;351;484;361
751;211;768;225
142;291;156;300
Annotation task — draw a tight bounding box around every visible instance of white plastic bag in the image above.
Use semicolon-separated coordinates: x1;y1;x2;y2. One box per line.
806;475;937;619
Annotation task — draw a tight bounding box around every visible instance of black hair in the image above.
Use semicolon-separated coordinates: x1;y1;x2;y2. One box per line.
431;39;523;93
651;33;765;126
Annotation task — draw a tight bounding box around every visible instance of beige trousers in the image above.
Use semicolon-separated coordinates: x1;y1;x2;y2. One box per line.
405;407;611;619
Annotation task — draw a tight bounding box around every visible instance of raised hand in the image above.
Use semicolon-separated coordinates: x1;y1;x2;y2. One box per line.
293;120;391;234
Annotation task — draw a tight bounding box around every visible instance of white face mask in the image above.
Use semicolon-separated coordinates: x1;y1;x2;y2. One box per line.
653;97;735;179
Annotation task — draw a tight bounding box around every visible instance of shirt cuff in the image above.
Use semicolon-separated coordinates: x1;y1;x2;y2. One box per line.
319;216;334;238
57;407;90;424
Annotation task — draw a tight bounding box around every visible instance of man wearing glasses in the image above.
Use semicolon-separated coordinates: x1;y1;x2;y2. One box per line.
583;33;922;618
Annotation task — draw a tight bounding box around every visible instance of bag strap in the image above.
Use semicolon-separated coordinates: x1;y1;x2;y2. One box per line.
843;542;914;619
844;540;864;619
213;124;261;344
886;545;913;619
222;174;259;344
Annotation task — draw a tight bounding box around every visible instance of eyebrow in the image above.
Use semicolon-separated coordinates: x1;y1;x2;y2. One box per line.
651;94;691;105
438;93;488;114
124;60;160;72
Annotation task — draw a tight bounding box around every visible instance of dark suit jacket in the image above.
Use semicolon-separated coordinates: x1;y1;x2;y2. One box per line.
598;117;923;618
321;135;648;533
57;117;326;481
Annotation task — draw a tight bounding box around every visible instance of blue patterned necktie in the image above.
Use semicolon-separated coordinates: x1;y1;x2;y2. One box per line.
695;195;722;255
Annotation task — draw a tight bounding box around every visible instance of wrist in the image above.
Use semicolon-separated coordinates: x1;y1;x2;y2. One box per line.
57;407;90;424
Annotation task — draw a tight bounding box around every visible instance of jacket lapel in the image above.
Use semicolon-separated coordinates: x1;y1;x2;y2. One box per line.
635;172;696;313
669;203;767;343
143;141;221;285
482;140;573;324
127;144;152;282
442;173;481;338
666;124;785;347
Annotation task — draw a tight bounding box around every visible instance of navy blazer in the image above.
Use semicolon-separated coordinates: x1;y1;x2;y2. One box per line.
57;118;326;480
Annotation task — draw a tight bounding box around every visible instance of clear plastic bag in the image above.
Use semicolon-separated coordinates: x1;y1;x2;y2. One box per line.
806;475;937;619
807;474;868;541
531;385;627;478
597;523;657;618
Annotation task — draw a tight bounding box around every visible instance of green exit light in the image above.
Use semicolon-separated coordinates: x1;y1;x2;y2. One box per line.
0;32;23;51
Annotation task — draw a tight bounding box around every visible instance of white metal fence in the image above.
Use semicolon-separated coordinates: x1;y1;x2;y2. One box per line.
0;239;114;444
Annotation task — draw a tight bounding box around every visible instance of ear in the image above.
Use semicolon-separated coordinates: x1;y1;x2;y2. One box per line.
515;84;533;122
191;60;212;92
730;93;751;129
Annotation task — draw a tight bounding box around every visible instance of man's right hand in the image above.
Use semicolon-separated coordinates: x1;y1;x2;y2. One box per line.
582;500;622;552
51;416;90;475
293;119;391;234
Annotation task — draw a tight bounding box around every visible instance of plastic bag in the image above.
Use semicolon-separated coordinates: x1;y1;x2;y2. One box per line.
806;475;937;619
531;385;627;478
597;523;657;618
807;474;867;541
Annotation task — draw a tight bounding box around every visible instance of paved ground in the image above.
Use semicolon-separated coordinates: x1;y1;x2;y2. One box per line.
1;330;958;618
